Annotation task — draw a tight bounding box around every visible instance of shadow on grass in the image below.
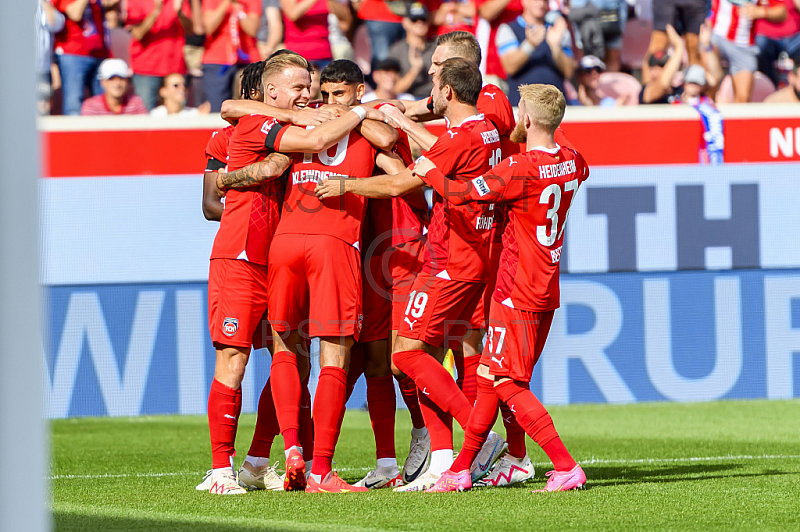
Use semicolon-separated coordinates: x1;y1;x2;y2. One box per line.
54;512;301;532
584;463;797;488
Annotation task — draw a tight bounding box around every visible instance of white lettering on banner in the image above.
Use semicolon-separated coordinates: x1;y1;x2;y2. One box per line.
176;290;207;415
769;127;800;158
764;275;800;399
539;281;635;404
538;159;576;179
643;277;743;401
43;291;164;418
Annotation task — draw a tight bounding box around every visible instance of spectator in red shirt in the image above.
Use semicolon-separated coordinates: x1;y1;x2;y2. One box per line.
757;0;800;86
280;0;335;70
53;0;110;115
127;0;194;110
201;0;261;112
80;58;149;115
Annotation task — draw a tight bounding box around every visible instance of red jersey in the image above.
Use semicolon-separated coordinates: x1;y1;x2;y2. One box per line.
421;139;590;311
202;0;260;65
210;114;288;265
53;0;108;58
127;0;190;76
711;0;776;46
205;126;234;171
274;130;378;246
411;114;502;282
474;0;523;78
282;0;332;61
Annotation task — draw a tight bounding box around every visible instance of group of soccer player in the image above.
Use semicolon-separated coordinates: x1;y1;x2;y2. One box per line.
197;29;590;495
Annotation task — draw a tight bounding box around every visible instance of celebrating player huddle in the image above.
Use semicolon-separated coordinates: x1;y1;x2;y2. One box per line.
198;31;589;496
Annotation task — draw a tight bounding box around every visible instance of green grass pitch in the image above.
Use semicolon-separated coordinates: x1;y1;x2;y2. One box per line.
52;400;800;531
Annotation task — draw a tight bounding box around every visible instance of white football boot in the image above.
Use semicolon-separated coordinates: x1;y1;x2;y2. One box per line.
402;429;431;483
198;468;247;495
470;431;508;482
238;461;284;491
354;468;404;490
393;470;440;492
474;454;535;488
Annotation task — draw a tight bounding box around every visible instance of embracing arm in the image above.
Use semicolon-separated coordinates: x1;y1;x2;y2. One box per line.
216;152;293;189
202;171;225;221
404;97;439;122
382;105;437;151
357;119;399;151
276;107;386;153
220;99;336;125
315;167;424;199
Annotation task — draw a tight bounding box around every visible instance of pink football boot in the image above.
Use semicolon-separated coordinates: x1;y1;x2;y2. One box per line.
533;464;586;492
424;469;472;493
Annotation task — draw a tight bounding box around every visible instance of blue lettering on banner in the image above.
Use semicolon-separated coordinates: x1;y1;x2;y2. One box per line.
42;271;800;418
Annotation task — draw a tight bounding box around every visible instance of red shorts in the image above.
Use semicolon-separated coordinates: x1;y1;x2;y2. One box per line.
388;239;425;331
397;270;485;350
480;299;555;382
208;258;270;350
360;250;392;343
268;233;362;339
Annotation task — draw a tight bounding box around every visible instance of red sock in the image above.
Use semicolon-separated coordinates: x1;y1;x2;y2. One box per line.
208;379;242;469
367;376;397;459
393;349;472;428
418;391;453;451
396;375;425;429
299;378;314;461
270;351;301;449
495;381;576;471
247;378;279;458
451;375;498;472
346;344;364;402
500;402;527;459
456;355;481;406
311;366;348;477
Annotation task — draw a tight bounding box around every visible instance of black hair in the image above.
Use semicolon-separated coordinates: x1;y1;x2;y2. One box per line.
320;59;365;86
240;61;265;100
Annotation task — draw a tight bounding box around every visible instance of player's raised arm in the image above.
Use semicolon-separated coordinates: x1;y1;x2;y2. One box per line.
275;106;386;153
220;99;336;126
315;166;424;199
382;104;438;151
216;152;293;190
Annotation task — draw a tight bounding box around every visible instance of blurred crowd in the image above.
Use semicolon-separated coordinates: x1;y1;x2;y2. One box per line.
36;0;800;116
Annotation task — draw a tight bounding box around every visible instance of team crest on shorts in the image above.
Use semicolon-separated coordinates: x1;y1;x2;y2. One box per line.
223;317;239;337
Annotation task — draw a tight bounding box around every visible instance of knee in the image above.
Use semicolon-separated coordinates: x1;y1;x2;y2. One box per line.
390;360;405;379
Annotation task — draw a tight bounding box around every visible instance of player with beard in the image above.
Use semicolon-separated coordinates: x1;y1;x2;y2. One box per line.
414;84;589;494
199;52;386;495
380;31;533;488
315;57;507;492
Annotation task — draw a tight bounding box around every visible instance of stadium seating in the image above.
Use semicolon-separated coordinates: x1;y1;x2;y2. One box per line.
715;72;777;104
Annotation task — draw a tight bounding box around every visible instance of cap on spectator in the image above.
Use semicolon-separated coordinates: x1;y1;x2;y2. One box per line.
684;64;707;86
648;51;669;68
406;2;430;21
97;58;132;80
579;55;606;72
372;58;402;73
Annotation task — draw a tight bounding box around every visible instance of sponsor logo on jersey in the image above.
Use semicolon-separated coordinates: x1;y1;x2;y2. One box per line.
472;176;490;197
539;159;576;179
476;215;494;230
481;129;500;145
291;169;347;185
222;317;238;337
550;246;563;264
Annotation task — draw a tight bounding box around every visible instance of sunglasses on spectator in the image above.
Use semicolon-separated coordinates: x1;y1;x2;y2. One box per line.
581;67;603;74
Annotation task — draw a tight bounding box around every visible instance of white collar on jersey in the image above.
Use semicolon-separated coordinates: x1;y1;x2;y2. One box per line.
445;113;485;129
530;143;561;155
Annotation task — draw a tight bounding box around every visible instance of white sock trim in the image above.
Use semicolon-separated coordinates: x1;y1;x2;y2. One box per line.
244;455;270;468
429;449;454;476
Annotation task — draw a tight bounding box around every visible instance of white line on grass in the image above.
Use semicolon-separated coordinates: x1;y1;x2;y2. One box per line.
50;454;800;480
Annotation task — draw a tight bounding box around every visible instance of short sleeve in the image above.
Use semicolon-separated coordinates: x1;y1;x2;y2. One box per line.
496;23;520;56
419;131;464;177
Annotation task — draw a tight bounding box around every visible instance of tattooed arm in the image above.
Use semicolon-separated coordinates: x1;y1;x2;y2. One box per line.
216;153;293;190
